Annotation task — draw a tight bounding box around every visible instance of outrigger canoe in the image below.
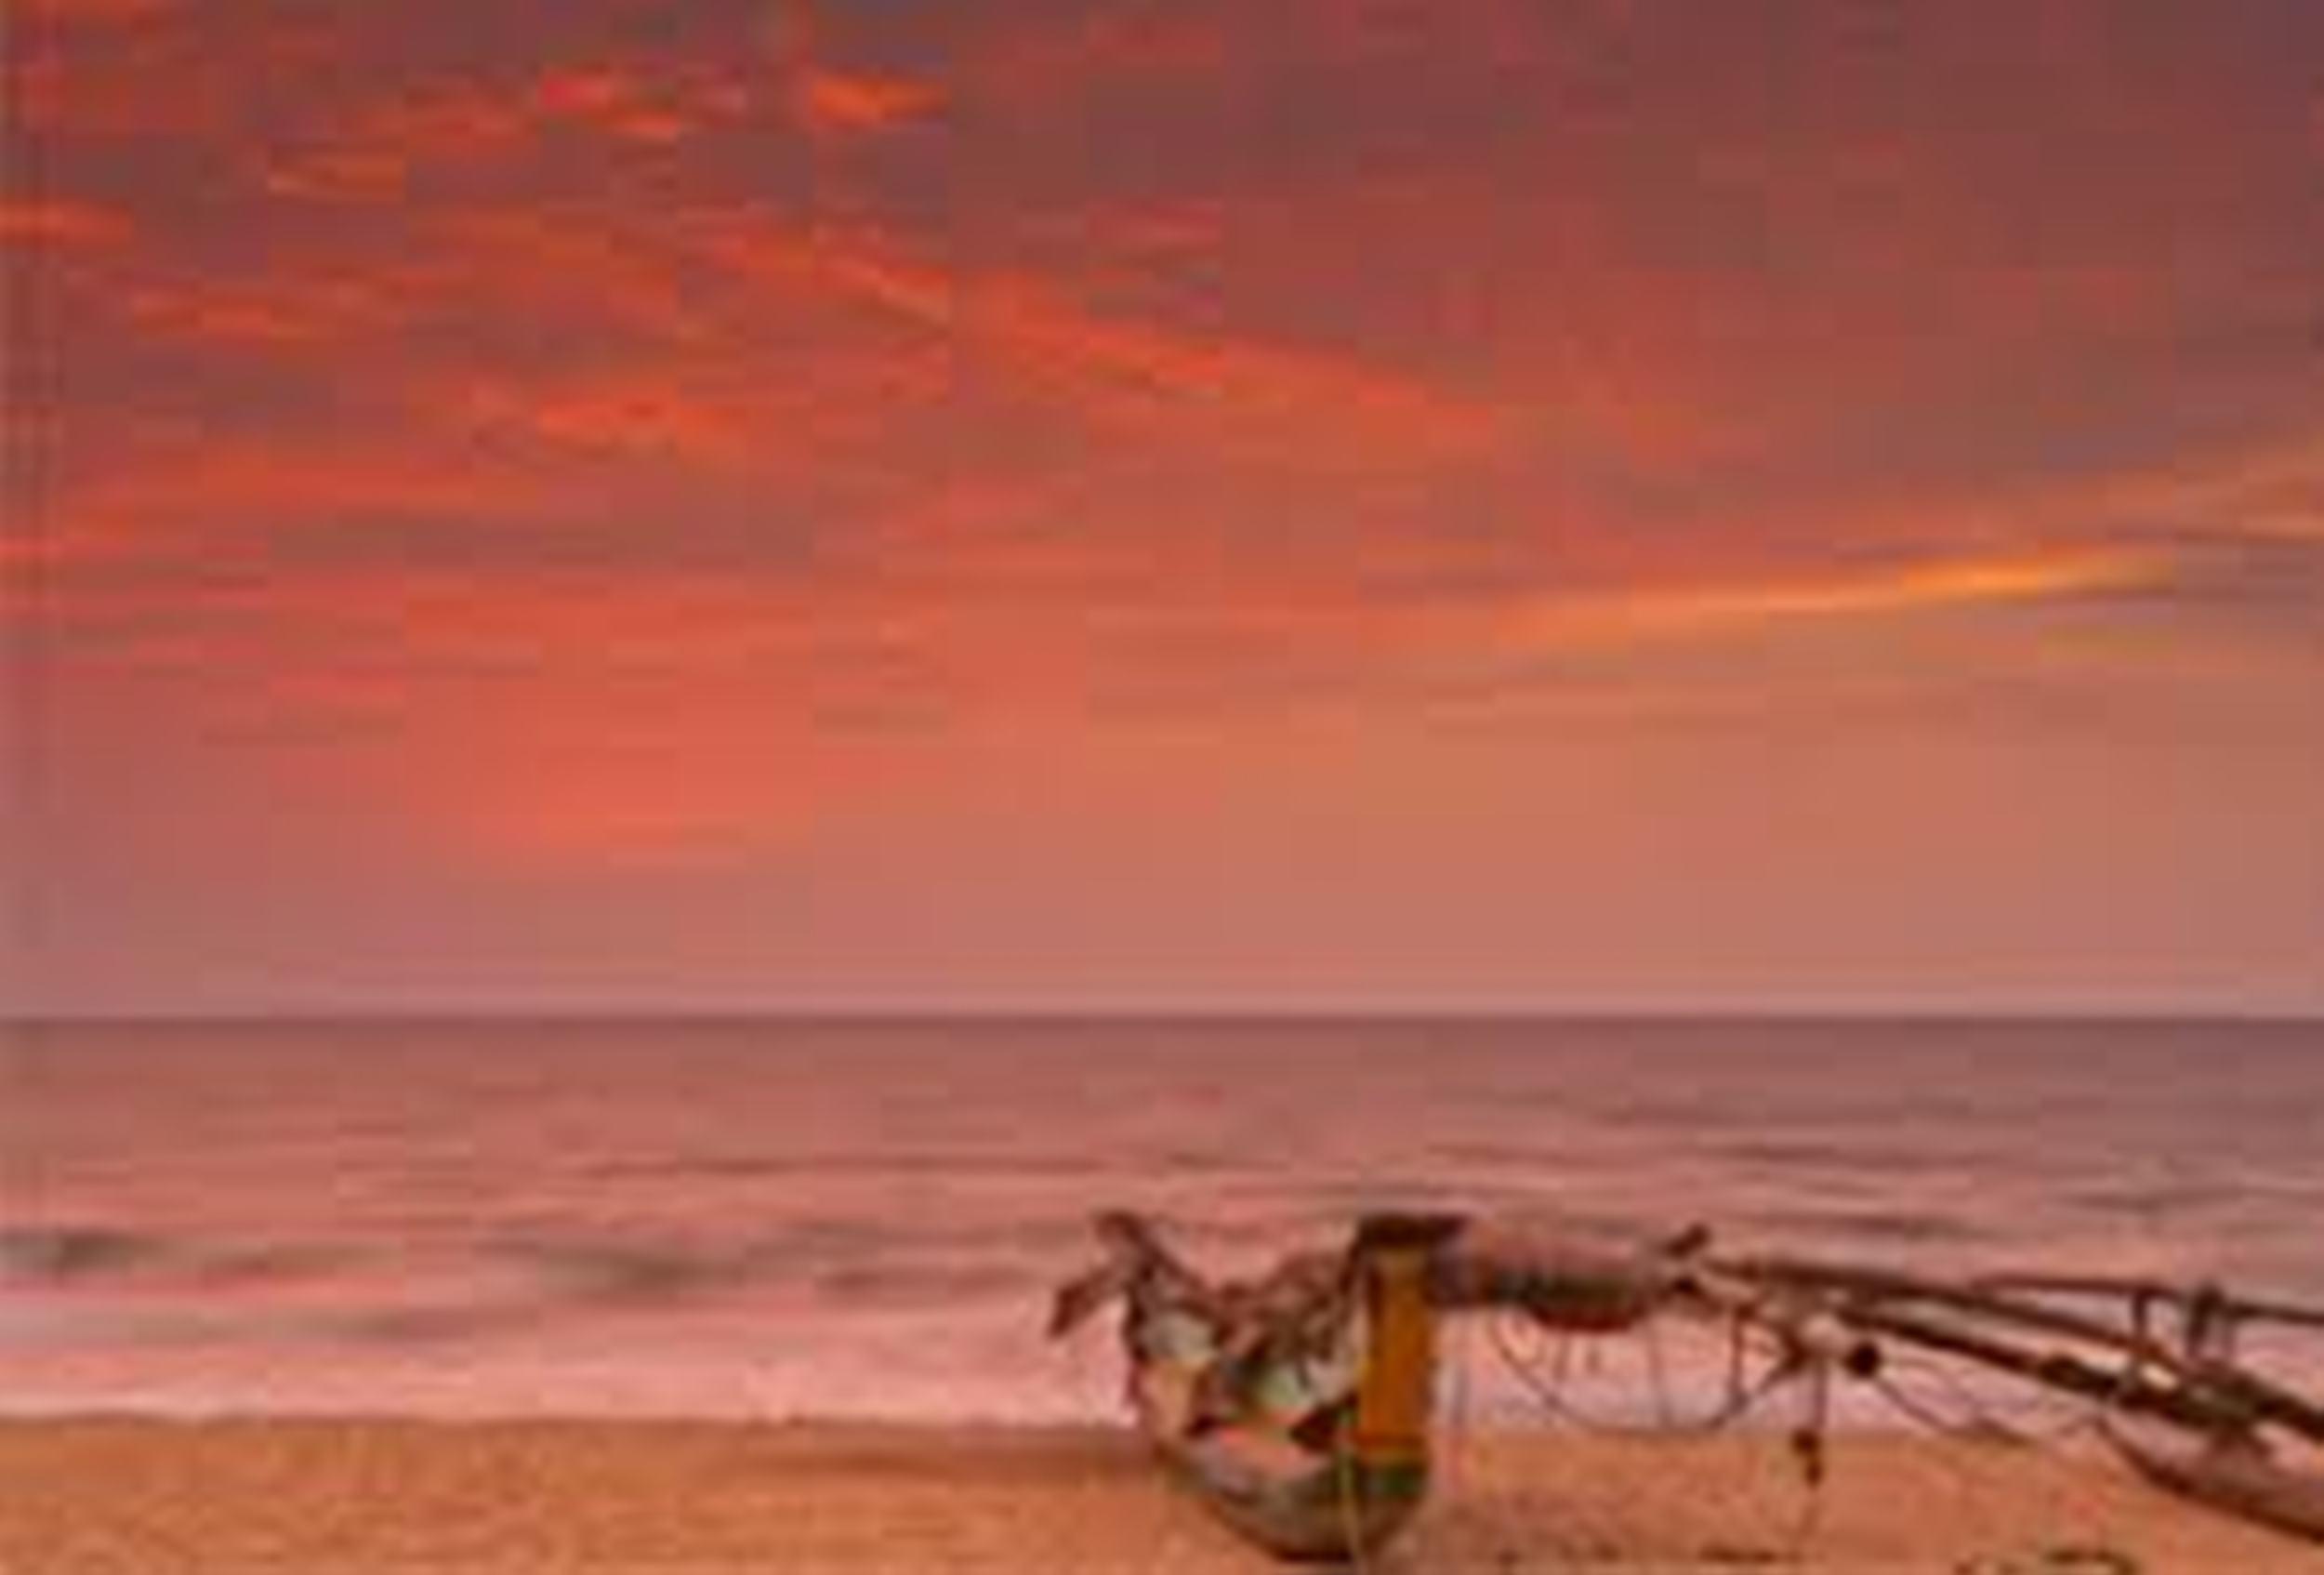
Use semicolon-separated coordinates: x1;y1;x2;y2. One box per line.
1052;1210;2324;1563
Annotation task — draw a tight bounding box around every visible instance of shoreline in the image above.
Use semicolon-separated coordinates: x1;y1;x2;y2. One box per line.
7;1417;2321;1572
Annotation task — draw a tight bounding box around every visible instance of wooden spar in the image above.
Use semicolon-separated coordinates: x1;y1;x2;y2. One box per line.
1708;1254;2324;1449
1969;1273;2324;1336
1826;1301;2254;1435
1712;1254;2209;1371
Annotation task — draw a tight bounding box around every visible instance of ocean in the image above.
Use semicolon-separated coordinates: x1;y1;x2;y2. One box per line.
5;1017;2319;1423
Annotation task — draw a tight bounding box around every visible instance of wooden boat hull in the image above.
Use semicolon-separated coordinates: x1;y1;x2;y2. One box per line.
1060;1212;1458;1563
1155;1436;1427;1562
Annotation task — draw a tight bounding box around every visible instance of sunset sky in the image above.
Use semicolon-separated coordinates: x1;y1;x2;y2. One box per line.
6;0;2320;1014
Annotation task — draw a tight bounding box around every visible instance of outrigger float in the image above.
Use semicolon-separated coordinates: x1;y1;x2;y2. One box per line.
1050;1210;2324;1563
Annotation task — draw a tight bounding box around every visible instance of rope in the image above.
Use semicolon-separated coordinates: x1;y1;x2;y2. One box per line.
1872;1348;2093;1444
1487;1311;1800;1436
1868;1368;1995;1439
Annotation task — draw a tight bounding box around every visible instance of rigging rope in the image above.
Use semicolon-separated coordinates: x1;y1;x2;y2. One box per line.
1486;1311;1801;1436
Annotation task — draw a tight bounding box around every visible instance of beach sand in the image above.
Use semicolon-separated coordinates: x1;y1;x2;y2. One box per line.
5;1420;2319;1573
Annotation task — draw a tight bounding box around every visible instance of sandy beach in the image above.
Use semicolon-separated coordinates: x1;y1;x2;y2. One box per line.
5;1420;2319;1574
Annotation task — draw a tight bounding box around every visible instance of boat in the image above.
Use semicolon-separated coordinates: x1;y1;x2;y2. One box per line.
1051;1211;2324;1562
1051;1211;1449;1559
1050;1210;1678;1561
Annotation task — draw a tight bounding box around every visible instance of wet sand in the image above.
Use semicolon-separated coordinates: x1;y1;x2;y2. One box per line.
5;1419;2319;1572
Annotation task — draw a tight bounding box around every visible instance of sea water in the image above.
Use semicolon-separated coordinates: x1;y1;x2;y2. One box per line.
5;1016;2319;1423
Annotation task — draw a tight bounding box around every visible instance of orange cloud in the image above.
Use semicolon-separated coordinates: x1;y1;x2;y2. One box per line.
1499;547;2171;653
795;69;943;135
456;379;762;464
530;62;730;144
696;213;1499;464
450;359;914;470
271;86;531;194
259;57;751;203
0;197;131;245
121;271;417;348
260;146;413;202
34;432;557;569
2092;428;2324;527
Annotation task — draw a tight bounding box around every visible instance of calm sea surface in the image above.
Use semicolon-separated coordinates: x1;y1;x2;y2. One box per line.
5;1017;2319;1421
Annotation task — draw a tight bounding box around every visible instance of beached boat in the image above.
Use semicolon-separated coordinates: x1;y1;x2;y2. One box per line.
1052;1211;2324;1562
1050;1210;1682;1560
1051;1211;1444;1559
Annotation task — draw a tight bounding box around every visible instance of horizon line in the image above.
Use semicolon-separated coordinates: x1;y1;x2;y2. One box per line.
6;1002;2319;1027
